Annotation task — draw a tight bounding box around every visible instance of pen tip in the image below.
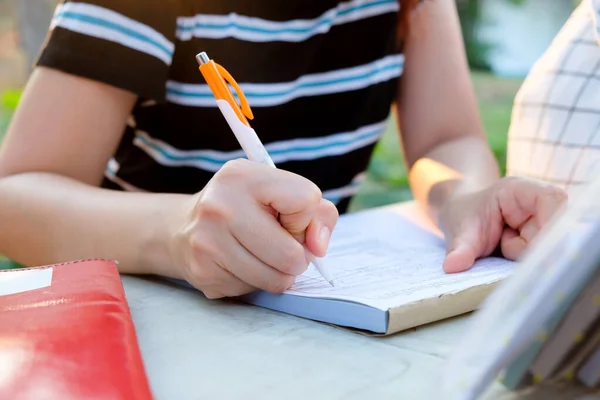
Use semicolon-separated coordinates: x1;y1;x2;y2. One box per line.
329;280;336;287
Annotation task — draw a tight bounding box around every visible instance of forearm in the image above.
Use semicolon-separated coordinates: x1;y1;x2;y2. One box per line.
408;136;500;223
0;172;188;277
393;0;501;223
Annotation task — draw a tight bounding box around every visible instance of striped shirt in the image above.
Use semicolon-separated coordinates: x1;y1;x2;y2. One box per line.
37;0;404;213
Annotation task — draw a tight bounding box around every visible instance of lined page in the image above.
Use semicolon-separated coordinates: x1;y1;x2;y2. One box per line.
285;207;515;311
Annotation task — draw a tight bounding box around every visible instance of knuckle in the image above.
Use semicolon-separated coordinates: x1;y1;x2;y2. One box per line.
304;182;322;206
497;176;519;193
186;266;211;293
188;232;217;257
279;242;307;274
285;173;322;206
203;290;224;300
494;184;511;203
322;198;339;219
223;158;250;170
218;159;252;180
196;198;235;226
265;275;295;294
502;175;521;185
544;184;568;201
282;275;296;290
186;263;229;300
222;285;253;298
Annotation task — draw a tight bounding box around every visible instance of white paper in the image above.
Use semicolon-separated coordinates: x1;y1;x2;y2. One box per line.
285;208;515;311
0;268;53;296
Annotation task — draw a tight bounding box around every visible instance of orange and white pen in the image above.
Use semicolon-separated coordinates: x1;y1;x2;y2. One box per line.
195;51;335;287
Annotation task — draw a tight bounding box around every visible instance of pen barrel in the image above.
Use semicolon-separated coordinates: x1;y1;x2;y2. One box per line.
216;100;275;168
241;130;276;168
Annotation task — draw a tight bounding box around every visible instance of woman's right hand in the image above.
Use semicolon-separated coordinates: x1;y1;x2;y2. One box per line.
168;159;339;299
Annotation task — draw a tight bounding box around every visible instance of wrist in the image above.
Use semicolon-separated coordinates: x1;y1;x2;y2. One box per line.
437;178;487;205
139;193;192;279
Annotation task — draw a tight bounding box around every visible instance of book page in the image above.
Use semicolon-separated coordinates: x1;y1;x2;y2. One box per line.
285;207;515;311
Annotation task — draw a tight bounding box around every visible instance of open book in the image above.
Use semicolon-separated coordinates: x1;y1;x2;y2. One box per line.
237;202;515;335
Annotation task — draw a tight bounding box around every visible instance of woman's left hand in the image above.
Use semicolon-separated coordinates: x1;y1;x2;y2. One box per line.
438;176;568;273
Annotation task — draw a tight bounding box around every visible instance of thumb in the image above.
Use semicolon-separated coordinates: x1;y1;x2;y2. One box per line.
278;204;319;244
443;230;480;274
304;199;339;257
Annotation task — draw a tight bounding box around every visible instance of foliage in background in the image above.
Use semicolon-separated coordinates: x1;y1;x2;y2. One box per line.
456;0;535;71
457;0;492;71
456;0;529;71
458;0;581;70
0;88;21;138
2;89;21;109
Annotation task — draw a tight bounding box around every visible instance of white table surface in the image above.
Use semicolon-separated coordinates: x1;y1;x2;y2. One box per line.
121;203;599;400
122;276;598;400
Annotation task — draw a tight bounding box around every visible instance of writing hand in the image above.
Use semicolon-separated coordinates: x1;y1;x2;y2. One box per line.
168;159;338;298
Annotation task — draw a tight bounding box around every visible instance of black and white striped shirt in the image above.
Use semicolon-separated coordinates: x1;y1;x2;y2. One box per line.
38;0;403;213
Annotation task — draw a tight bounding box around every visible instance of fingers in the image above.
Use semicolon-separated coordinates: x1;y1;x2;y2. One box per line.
442;220;482;273
186;159;337;297
215;159;337;273
534;189;568;226
443;241;479;273
186;260;256;299
216;159;323;217
190;220;298;295
230;201;311;276
305;199;339;257
223;233;298;294
186;230;297;297
518;217;539;243
501;217;539;260
494;177;567;260
500;226;527;261
496;177;568;230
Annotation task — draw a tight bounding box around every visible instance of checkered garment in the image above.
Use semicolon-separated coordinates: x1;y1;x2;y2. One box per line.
506;0;600;199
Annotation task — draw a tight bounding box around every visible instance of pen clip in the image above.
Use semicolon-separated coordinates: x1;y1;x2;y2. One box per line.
215;63;254;121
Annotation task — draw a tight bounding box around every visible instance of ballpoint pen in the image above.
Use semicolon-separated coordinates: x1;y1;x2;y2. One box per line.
195;51;335;287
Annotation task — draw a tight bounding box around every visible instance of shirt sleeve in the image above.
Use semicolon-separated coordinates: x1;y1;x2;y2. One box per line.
36;0;179;101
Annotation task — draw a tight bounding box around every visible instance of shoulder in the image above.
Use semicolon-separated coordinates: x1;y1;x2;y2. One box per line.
37;0;185;101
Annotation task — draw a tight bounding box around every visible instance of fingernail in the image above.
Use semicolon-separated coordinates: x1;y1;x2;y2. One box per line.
319;225;331;250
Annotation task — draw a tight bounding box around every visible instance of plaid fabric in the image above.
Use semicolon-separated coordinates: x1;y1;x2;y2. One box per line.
506;0;600;199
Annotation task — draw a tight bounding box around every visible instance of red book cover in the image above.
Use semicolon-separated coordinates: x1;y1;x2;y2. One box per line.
0;259;152;400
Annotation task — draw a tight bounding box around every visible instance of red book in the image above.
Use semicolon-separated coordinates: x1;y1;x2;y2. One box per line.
0;259;152;399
